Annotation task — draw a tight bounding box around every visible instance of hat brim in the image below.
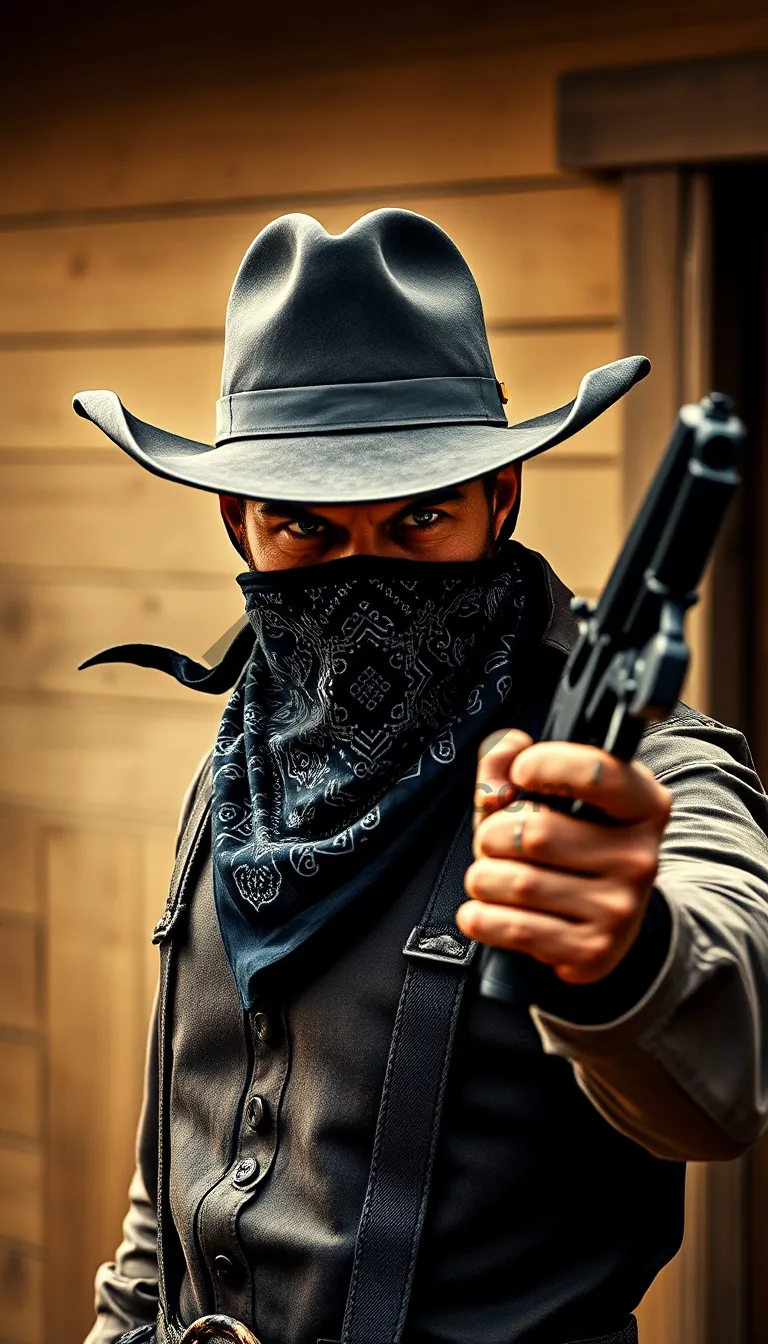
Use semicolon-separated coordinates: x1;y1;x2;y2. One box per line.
73;356;649;505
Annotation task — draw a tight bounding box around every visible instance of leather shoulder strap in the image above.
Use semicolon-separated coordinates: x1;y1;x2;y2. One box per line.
338;809;476;1344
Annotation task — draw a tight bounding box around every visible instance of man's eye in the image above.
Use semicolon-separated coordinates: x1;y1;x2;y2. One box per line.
284;519;325;537
403;509;442;529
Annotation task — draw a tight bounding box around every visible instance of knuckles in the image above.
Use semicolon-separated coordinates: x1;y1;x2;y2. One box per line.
616;842;659;890
464;858;541;906
475;809;549;860
604;888;639;926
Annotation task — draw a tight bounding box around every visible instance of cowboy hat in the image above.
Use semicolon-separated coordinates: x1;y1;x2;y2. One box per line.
73;208;648;503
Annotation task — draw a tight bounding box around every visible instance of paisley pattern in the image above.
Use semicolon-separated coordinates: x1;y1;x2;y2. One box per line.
212;554;527;1006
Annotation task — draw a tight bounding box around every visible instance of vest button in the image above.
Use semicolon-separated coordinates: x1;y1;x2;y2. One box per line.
253;1012;271;1044
246;1095;267;1130
214;1253;244;1287
232;1157;260;1188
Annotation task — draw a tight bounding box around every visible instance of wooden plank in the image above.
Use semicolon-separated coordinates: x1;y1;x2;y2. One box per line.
0;50;556;216
0;343;222;453
0;328;619;454
0;187;619;336
516;460;620;595
0;815;39;916
489;327;621;459
0;454;235;576
0;921;40;1033
0;577;244;704
0;1040;42;1141
0;1240;44;1344
559;52;768;171
4;12;768;217
622;172;683;519
0;1145;43;1245
46;826;159;1341
0;694;218;824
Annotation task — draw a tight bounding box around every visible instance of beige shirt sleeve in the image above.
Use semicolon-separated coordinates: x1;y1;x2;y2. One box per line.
531;709;768;1161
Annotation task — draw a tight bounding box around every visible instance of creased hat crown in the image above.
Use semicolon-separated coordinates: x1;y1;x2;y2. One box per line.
72;202;650;504
222;208;497;396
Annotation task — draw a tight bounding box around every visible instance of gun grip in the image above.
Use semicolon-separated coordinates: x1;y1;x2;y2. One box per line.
478;946;523;1003
514;789;621;827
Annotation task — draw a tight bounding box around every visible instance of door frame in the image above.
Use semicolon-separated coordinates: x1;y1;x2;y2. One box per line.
556;50;768;1344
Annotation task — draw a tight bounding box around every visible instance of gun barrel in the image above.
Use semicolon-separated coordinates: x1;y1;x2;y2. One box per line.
478;393;745;1007
649;430;743;602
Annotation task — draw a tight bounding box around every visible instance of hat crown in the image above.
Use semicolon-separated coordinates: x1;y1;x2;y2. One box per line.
222;208;495;396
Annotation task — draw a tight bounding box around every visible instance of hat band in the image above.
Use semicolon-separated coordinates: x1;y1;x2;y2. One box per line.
215;376;508;443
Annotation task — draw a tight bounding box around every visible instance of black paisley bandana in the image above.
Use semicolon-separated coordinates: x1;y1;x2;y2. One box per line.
213;552;527;1007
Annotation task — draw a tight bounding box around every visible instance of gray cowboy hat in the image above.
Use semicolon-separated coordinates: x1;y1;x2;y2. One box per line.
73;208;649;503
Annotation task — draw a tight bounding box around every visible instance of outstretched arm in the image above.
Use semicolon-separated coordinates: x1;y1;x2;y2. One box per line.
460;708;768;1161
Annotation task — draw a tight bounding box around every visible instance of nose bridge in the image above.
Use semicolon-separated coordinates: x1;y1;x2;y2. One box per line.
336;505;394;557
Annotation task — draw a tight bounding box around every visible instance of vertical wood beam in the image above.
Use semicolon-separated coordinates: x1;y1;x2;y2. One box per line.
622;167;746;1344
46;827;150;1342
622;170;683;522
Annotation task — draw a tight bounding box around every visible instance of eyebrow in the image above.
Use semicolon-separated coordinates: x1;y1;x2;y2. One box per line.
255;487;468;523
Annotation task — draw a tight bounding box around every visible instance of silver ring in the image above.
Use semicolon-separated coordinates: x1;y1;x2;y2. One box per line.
512;817;526;853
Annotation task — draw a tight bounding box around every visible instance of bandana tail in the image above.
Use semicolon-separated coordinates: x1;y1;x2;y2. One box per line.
78;622;256;694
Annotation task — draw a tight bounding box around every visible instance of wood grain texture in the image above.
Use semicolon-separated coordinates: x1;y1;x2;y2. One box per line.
4;12;768;216
46;826;158;1341
516;460;620;595
559;51;768;171
0;1145;43;1245
0;576;243;704
0;920;40;1033
0;187;619;336
0;1039;42;1141
0;1240;44;1344
0;455;234;575
1;49;557;215
0;344;222;451
0;695;218;824
0;814;40;915
490;327;622;459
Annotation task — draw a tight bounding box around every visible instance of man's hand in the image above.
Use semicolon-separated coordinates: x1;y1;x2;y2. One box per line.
456;730;672;985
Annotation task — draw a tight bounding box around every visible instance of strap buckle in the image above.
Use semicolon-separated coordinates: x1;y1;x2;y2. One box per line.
403;924;476;967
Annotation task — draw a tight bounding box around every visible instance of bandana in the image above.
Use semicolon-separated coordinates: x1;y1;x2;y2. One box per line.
213;552;527;1006
80;549;530;1008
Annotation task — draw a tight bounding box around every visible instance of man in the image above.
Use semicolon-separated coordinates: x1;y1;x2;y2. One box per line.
75;209;768;1344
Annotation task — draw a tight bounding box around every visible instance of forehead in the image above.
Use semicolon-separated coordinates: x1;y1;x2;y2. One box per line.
251;481;481;521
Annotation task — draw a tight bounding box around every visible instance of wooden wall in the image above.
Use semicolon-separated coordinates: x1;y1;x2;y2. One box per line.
2;4;768;1341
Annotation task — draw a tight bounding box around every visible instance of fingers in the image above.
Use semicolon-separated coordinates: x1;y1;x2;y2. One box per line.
464;855;607;920
455;898;624;983
475;729;533;820
508;742;672;826
473;806;661;886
